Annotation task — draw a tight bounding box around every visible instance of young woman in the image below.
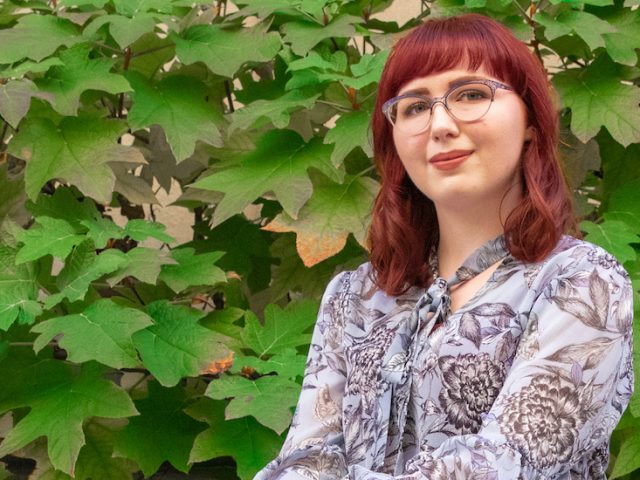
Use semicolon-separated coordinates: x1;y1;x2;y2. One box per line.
255;13;633;480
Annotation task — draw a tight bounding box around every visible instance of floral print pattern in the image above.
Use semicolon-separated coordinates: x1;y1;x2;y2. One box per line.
254;236;633;480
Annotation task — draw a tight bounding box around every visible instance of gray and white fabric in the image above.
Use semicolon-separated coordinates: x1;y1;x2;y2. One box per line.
254;235;634;480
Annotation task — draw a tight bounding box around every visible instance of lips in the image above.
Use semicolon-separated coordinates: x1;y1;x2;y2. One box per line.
429;149;473;170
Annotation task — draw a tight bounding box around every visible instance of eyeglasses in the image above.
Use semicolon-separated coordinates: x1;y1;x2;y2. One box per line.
382;79;513;136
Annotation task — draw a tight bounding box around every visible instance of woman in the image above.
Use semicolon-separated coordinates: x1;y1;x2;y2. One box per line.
255;13;633;480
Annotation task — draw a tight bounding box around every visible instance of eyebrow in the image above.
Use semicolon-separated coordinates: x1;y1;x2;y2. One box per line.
399;75;488;96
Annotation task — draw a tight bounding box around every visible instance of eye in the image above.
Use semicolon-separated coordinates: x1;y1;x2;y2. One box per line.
400;100;430;117
453;88;490;102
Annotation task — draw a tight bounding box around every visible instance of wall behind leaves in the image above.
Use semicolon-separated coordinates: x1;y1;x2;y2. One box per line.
0;0;639;478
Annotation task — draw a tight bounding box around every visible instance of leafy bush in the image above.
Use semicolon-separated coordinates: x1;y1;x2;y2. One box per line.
0;0;638;478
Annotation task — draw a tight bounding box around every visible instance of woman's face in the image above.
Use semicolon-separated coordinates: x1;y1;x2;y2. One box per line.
392;66;532;211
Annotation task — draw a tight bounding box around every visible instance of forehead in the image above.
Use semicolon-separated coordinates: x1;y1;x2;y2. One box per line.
397;66;494;95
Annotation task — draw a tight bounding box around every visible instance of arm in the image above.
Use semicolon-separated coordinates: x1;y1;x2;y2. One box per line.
350;251;634;480
255;272;352;480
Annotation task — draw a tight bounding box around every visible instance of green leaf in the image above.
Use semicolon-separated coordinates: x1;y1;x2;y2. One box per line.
80;217;124;249
553;56;640;146
35;43;131;116
28;186;101;231
0;239;41;331
112;163;159;205
8;115;146;202
324;109;373;167
115;382;206;477
200;307;246;352
287;50;347;73
73;422;138;480
43;241;127;308
534;10;615;51
229;89;320;133
127;72;222;162
112;0;173;16
268;233;366;302
599;131;640;197
106;247;171;286
0;57;64;79
580;220;639;264
342;50;390;89
0;78;52;129
122;219;175;243
241;300;318;358
558;130;601;190
0;360;137;476
188;399;282;480
84;13;157;49
604;182;640;232
602;9;640;66
173;23;282;78
264;174;379;266
282;15;359;56
192;130;343;226
233;348;307;380
158;247;226;292
32;299;153;369
0;165;27;224
191;216;272;292
205;374;300;433
132;300;232;386
0;15;80;64
610;435;640;478
16;217;85;264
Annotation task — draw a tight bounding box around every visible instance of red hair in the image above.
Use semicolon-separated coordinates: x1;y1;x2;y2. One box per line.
368;13;577;295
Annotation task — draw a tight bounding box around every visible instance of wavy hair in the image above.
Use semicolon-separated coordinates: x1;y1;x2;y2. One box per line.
368;13;577;295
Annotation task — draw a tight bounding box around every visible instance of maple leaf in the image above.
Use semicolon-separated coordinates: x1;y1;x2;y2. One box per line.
324;109;373;167
205;374;301;434
132;300;232;386
0;239;41;331
581;220;639;264
188;399;282;480
535;10;615;51
602;9;640;66
27;186;101;231
8;115;146;203
229;89;320;133
15;217;85;264
0;357;137;476
0;14;81;64
263;174;379;266
35;43;131;116
191;130;343;226
114;382;206;477
158;247;226;292
241;300;318;358
84;13;157;49
32;299;153;369
127;72;222;162
172;23;282;78
43;240;128;308
281;15;360;56
106;247;172;286
0;78;53;129
232;348;306;380
553;55;640;146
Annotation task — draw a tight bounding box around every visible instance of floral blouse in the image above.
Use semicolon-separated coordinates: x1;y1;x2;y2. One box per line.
254;236;634;480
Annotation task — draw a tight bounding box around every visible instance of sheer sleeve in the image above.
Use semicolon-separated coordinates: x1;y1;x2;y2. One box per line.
254;272;351;480
349;251;634;480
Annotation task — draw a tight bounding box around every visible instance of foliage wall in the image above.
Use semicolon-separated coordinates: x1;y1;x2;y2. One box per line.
0;0;639;478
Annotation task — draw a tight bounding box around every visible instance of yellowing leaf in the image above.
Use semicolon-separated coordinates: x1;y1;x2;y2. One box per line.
264;174;378;266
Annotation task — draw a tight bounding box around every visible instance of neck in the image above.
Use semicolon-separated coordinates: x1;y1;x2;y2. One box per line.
435;190;521;278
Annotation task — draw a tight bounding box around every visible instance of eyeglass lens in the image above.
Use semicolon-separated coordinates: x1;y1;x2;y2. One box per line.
389;82;494;135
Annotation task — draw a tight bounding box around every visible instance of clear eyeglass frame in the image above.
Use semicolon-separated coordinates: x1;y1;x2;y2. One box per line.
382;79;513;135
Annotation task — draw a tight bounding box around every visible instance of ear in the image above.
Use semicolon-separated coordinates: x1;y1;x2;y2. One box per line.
524;125;534;142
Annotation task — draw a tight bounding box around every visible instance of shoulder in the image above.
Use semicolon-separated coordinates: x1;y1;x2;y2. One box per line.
527;235;630;289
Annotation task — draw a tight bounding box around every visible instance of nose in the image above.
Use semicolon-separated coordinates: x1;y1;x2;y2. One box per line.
429;101;460;140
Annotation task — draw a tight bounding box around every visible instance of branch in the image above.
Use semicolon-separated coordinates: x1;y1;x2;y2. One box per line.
224;80;235;113
118;47;132;118
130;44;173;59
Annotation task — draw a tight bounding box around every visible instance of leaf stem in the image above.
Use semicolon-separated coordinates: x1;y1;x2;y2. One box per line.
130;44;173;59
316;100;351;112
93;42;123;55
0;120;9;146
224;80;235;113
118;47;132;118
126;371;149;392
